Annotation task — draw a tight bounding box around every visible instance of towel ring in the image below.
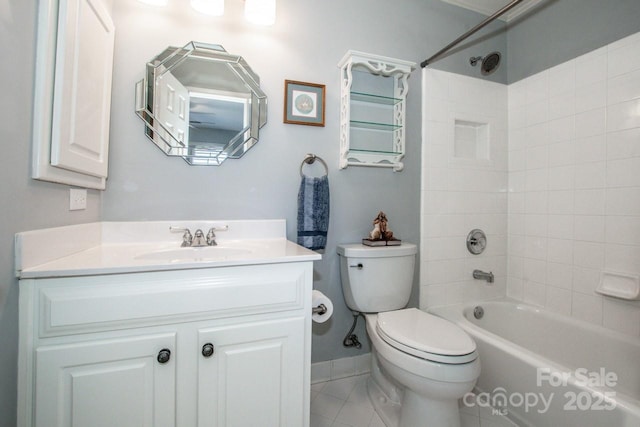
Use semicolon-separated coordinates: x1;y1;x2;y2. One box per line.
300;154;328;177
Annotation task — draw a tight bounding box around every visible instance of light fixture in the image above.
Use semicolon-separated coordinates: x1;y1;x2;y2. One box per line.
244;0;276;26
191;0;225;16
137;0;169;6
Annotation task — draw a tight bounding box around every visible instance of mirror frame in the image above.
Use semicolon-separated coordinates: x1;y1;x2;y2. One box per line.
135;42;267;166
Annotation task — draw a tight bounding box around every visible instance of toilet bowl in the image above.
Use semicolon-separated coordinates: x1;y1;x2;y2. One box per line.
337;244;480;427
366;310;480;427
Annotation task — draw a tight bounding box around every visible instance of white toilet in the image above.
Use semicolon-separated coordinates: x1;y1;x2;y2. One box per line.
337;243;480;427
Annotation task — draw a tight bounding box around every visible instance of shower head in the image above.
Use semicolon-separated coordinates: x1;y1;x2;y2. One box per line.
470;51;501;75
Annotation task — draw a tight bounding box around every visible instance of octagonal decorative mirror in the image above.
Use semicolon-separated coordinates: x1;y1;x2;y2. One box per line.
135;42;267;165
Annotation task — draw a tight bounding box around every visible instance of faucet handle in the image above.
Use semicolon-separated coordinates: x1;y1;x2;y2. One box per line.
206;225;228;246
206;228;217;246
170;226;193;247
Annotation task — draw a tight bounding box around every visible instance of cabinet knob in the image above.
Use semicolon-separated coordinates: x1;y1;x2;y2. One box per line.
202;343;215;358
157;348;171;364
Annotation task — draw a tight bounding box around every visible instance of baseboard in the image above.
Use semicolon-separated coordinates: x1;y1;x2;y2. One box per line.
311;353;371;384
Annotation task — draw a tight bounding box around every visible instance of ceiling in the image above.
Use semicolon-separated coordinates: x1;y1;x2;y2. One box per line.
440;0;544;22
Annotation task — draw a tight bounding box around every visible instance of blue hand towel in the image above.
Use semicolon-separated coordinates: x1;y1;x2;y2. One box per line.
297;175;330;250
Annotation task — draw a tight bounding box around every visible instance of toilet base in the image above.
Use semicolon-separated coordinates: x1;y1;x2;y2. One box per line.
366;375;400;427
367;374;462;427
399;390;460;427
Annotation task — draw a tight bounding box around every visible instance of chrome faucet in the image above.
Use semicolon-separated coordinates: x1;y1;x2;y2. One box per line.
192;229;207;247
473;269;494;283
170;225;229;247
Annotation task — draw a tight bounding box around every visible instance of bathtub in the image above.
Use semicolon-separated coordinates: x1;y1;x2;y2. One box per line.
431;299;640;427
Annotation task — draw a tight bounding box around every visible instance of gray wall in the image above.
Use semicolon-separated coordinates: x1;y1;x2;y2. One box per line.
102;0;506;365
507;0;640;83
0;2;102;426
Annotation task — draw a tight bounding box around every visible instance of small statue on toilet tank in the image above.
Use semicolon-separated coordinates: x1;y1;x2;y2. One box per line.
363;211;401;246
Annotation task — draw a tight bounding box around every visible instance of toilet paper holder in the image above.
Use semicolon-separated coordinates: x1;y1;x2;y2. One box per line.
312;304;328;315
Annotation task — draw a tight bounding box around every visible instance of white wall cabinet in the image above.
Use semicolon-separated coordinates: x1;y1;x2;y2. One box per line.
32;0;115;189
338;51;416;171
18;263;312;427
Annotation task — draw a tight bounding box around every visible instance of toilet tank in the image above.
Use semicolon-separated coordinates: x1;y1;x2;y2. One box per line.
337;243;417;313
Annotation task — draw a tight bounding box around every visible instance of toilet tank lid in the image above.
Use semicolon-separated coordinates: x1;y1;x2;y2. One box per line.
337;243;417;258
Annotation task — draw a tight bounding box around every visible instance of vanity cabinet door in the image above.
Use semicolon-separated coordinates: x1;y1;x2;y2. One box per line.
196;317;306;427
34;333;176;427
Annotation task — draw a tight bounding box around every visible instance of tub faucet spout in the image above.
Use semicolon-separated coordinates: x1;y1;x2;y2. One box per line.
473;269;494;283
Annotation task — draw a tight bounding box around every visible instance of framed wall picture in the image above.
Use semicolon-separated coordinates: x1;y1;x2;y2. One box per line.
283;80;325;126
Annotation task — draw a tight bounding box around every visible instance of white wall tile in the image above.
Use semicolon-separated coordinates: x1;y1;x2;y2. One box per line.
525;146;548;170
574;189;605;215
547;262;573;290
606;188;640;216
547;190;574;215
607;69;640;105
523;280;546;307
572;267;601;295
573;215;605;242
526;99;549;126
573;241;605;269
549;116;575;143
547;238;574;264
575;48;607;87
548;140;574;167
525;191;548;214
606;157;640;187
574;135;606;164
526;169;549;191
423;38;640;336
504;34;640;335
547;214;574;240
549;92;575;119
605;243;640;273
605;216;640;245
603;299;640;337
547;190;573;215
607;98;640;132
545;286;572;315
575;107;606;138
547;166;575;190
421;69;509;308
574;162;605;189
575;81;606;113
607;128;640;160
571;292;603;325
607;35;640;78
548;60;576;95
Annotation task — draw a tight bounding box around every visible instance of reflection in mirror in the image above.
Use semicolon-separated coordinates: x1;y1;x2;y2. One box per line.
135;42;267;165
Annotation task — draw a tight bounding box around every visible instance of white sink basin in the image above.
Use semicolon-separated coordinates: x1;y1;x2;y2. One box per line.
135;246;253;263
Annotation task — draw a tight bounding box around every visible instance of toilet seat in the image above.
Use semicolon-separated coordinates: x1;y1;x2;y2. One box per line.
376;308;477;364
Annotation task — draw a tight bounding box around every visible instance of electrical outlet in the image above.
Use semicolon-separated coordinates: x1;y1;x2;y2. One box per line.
69;188;87;211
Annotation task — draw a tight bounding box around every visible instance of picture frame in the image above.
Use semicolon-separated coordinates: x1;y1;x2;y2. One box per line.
283;80;325;126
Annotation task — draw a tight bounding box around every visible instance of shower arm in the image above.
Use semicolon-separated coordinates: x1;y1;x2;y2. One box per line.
420;0;525;68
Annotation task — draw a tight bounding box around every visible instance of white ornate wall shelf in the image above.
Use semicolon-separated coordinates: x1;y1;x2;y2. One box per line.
338;51;416;171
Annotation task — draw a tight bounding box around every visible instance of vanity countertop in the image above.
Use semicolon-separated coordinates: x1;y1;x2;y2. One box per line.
15;220;321;279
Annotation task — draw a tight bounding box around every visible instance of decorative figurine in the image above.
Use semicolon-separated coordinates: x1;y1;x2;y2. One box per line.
364;211;401;246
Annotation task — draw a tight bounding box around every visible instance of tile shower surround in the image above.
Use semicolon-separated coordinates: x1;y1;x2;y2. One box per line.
421;31;640;338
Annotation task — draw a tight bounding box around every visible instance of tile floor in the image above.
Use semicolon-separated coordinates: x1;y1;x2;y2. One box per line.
310;374;520;427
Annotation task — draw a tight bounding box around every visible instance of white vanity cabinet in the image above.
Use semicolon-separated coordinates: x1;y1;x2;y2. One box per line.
18;262;312;427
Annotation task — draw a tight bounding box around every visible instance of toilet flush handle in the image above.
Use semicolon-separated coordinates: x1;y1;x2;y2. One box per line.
349;263;364;270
